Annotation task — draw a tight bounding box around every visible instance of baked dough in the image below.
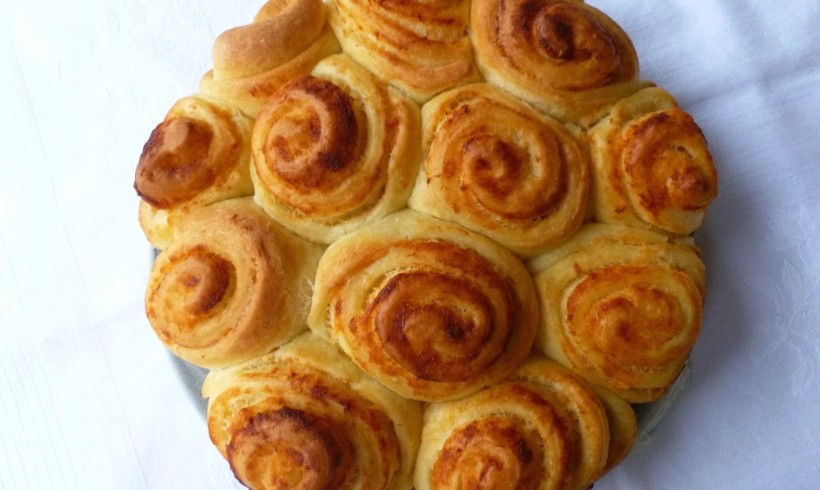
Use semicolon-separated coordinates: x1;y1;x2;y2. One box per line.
529;223;706;402
587;86;718;235
327;0;480;102
308;210;539;401
199;0;341;117
145;198;323;368
251;53;421;244
414;356;635;490
134;0;720;486
203;332;422;489
408;83;589;257
471;0;641;125
135;94;253;249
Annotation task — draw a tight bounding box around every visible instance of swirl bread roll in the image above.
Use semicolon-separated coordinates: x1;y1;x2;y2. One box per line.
327;0;480;103
145;198;323;368
308;210;538;401
408;83;590;258
135;95;253;249
251;54;421;244
587;86;718;235
199;0;341;117
203;333;422;490
415;356;635;490
471;0;641;125
529;223;706;402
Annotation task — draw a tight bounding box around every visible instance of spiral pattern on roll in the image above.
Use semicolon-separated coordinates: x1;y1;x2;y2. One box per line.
529;224;706;402
471;0;640;123
588;87;718;235
328;0;479;102
308;211;538;401
135;95;253;249
145;198;323;368
415;357;615;490
136;118;223;209
409;83;589;257
252;54;421;244
204;333;422;490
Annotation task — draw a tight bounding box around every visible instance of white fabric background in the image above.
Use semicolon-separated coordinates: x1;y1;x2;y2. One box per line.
0;0;818;488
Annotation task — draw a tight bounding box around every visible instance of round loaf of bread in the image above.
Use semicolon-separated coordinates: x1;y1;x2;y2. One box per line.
134;0;718;488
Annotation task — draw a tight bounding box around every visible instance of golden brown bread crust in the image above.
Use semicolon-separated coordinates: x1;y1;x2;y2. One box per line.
414;356;628;490
200;0;341;117
203;333;422;490
529;223;706;402
134;1;720;486
409;83;590;257
135;95;253;249
588;86;718;235
145;198;323;368
251;54;421;244
590;382;638;475
212;0;326;79
471;0;641;125
308;210;539;401
327;0;480;103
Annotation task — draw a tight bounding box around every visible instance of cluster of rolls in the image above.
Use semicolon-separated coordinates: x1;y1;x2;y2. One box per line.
134;0;718;488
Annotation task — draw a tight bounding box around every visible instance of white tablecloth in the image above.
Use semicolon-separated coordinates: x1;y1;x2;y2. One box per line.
1;0;818;488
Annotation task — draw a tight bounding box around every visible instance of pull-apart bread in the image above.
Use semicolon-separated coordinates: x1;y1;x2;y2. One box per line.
134;0;717;488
